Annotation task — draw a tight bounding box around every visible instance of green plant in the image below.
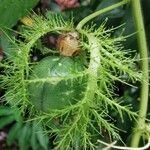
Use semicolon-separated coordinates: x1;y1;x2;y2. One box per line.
0;0;39;28
0;0;149;149
0;106;49;150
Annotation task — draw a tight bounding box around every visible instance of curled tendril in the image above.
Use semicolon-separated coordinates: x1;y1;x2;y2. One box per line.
98;139;150;150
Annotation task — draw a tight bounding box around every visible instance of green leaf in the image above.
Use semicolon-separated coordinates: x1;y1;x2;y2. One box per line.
115;7;136;49
0;106;15;116
0;0;39;28
0;115;15;129
7;122;22;146
36;123;49;150
30;122;41;150
0;31;17;59
18;123;31;150
95;0;124;19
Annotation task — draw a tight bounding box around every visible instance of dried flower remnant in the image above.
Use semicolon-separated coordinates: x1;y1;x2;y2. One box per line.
57;32;80;56
55;0;79;10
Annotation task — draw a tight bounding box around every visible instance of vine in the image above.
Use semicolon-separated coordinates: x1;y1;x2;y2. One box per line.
76;0;129;30
130;0;149;147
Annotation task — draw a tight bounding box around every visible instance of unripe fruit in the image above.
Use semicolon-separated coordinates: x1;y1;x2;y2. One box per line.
28;56;87;112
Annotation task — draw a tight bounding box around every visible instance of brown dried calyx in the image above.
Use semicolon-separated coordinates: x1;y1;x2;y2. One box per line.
57;32;80;56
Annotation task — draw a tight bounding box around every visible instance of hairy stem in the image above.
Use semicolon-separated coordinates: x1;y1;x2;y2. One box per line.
130;0;149;147
81;35;101;148
76;0;129;31
84;35;101;103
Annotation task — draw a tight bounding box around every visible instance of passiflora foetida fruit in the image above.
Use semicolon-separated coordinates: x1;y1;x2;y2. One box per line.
28;56;87;112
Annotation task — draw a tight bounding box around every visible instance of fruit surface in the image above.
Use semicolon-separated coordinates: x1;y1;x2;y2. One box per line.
28;56;87;112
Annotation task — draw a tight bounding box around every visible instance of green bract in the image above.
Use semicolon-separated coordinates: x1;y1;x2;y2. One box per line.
28;56;87;111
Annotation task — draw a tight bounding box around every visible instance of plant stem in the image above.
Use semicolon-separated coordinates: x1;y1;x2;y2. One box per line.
82;35;101;105
130;0;149;147
76;0;129;31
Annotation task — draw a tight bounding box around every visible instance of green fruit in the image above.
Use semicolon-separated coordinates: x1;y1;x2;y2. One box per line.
28;56;87;112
